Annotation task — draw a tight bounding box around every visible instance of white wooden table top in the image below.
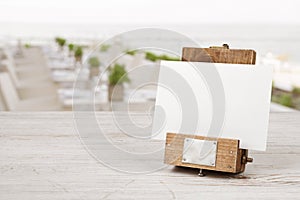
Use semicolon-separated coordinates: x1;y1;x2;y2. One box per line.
0;112;299;200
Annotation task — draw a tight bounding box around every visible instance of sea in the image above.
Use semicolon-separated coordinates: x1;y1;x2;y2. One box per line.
1;22;300;64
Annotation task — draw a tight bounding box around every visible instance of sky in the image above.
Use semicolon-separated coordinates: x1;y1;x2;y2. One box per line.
0;0;299;24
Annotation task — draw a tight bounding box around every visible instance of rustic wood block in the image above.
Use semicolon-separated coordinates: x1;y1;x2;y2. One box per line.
164;133;248;173
182;47;256;65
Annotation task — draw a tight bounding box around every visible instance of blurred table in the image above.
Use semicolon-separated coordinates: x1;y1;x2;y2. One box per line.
47;61;75;70
58;88;156;111
0;112;299;199
51;70;89;83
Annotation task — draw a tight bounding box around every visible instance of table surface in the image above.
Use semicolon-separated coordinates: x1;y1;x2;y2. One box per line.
0;112;299;200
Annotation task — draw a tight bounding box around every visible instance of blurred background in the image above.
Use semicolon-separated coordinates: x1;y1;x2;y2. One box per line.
0;0;299;112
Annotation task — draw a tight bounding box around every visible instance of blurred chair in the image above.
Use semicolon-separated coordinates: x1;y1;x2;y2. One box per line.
0;73;60;111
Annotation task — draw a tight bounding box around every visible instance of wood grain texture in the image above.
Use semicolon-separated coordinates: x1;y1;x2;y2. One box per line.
182;47;256;64
164;133;242;173
0;112;299;200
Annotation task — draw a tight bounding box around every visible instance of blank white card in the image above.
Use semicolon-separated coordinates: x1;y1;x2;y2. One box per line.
152;61;273;151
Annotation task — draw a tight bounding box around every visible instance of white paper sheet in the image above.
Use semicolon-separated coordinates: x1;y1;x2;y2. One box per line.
152;61;273;151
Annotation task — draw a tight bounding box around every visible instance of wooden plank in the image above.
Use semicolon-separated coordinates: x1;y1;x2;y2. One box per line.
164;133;241;173
182;47;256;64
0;112;299;199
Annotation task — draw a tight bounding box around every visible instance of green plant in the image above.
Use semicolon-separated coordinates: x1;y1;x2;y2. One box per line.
88;57;100;67
24;43;31;48
55;37;66;48
125;50;137;56
68;43;74;52
145;52;157;62
278;94;293;107
292;86;300;95
108;64;130;85
100;44;110;52
159;54;180;61
74;46;83;61
145;52;180;62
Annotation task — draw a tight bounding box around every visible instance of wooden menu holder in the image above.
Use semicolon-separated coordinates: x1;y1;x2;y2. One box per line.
164;44;255;176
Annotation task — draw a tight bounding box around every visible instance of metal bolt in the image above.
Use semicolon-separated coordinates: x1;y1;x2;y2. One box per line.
198;169;205;177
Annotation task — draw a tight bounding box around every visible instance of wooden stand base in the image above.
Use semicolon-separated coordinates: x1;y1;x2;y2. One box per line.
164;133;253;174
